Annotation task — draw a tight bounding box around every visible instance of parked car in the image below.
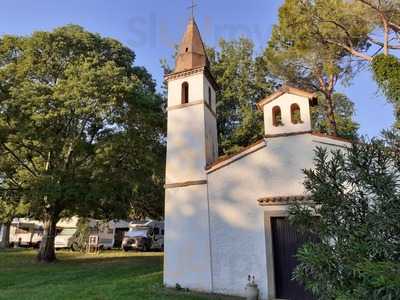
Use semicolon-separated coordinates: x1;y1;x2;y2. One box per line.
122;220;164;252
9;221;43;248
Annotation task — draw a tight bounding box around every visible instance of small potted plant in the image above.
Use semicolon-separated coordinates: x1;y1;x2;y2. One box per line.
245;275;259;300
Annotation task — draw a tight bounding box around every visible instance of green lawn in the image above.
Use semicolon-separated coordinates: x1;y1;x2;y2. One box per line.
0;249;239;300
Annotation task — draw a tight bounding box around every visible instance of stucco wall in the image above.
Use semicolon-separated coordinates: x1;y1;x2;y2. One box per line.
203;76;216;111
164;184;212;291
263;93;312;136
168;72;214;106
166;71;218;183
204;107;218;165
164;70;218;292
166;104;207;184
206;134;349;299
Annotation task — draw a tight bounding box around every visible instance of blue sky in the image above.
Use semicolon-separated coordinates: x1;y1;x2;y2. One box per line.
0;0;394;137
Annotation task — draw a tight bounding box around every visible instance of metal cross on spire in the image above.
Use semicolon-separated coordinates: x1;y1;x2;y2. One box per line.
187;0;197;19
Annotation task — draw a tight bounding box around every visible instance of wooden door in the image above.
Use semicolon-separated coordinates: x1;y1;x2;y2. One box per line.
271;217;315;300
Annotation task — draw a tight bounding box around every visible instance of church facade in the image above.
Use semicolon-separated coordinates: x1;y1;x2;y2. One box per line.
163;19;349;300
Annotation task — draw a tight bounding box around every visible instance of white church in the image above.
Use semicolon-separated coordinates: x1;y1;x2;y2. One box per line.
163;18;350;300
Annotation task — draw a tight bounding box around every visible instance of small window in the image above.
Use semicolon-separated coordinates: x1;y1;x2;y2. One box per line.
185;47;189;52
181;82;189;104
290;103;303;124
272;106;283;127
161;229;165;235
154;228;160;235
15;227;29;234
208;87;212;106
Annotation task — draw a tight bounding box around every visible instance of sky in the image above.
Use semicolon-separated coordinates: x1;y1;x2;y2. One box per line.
0;0;394;137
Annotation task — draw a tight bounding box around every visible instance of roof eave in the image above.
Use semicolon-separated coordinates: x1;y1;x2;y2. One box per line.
256;85;318;111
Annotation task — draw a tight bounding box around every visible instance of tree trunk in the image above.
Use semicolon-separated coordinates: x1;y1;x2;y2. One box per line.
381;13;389;56
37;215;58;262
0;222;11;249
326;94;338;136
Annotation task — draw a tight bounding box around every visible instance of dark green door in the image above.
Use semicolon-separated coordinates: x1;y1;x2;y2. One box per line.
271;217;315;300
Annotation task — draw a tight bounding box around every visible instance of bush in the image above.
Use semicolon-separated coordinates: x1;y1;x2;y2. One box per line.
290;130;400;299
74;218;91;251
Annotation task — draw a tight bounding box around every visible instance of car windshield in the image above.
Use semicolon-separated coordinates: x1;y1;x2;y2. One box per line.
125;226;149;238
129;226;149;232
59;228;76;235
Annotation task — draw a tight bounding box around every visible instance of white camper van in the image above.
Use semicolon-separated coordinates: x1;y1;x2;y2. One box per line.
122;220;164;252
7;217;129;250
54;219;129;250
9;220;43;248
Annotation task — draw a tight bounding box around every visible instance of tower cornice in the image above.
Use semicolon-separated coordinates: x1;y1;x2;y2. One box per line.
164;66;219;91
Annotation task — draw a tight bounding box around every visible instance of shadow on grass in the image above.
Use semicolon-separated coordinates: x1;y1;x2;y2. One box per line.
0;249;163;291
0;249;244;300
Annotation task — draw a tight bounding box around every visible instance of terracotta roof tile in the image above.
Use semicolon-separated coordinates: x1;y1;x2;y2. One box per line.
206;139;266;173
311;132;353;143
206;132;352;173
258;195;312;206
175;18;209;73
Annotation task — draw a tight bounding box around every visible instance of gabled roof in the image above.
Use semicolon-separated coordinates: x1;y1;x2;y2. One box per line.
263;131;352;144
206;139;266;173
311;132;353;143
174;18;210;73
256;85;317;111
205;132;352;174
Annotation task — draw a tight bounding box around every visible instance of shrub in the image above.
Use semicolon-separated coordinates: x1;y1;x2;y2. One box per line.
290;130;400;299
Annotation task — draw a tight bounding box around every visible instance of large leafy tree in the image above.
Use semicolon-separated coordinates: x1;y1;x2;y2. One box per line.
265;0;359;137
0;25;165;261
207;38;277;155
290;131;400;299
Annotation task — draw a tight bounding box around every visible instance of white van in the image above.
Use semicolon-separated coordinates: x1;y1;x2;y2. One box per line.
122;220;164;252
54;219;128;250
54;227;79;250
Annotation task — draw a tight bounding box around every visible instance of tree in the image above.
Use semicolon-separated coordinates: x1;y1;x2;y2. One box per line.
289;131;400;299
372;54;400;126
296;0;400;60
265;0;360;137
0;25;165;261
207;38;277;154
290;0;400;126
0;148;29;248
0;198;26;249
312;93;359;139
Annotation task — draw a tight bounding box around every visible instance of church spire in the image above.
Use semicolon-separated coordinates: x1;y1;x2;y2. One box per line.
174;18;210;73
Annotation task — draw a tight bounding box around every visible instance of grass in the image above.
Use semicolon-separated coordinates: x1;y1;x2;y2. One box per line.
0;249;240;300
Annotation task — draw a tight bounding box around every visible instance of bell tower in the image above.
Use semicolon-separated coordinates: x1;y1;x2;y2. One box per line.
163;18;218;292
